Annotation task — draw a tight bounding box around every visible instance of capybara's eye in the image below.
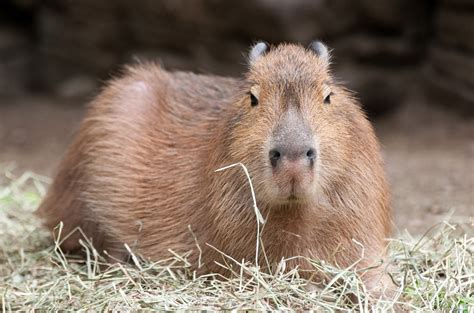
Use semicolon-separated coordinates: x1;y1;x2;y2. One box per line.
249;85;260;107
250;93;259;106
324;92;333;104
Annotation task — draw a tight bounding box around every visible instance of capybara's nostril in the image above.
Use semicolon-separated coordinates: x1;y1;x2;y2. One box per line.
269;149;281;167
306;148;316;161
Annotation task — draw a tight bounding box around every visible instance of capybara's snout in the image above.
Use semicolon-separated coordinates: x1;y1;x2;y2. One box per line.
268;145;316;168
267;107;317;200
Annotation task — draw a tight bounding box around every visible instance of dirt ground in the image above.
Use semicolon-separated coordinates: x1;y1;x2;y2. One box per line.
0;95;472;236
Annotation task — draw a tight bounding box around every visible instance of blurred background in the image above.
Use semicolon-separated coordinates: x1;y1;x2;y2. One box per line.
0;0;472;233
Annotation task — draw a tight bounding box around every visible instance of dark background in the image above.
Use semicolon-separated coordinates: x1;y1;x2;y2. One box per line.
1;0;473;115
0;0;472;234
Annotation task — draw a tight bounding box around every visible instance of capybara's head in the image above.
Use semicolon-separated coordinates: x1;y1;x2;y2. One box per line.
225;41;362;207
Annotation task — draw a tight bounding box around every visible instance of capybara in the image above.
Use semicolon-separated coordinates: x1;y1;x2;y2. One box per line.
37;41;392;296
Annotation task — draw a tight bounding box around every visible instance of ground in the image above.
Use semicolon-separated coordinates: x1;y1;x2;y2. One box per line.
0;95;472;235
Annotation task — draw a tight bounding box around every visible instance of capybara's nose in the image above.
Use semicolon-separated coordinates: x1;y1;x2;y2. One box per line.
269;145;316;168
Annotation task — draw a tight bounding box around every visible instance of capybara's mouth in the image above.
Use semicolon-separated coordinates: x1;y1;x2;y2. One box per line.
271;190;307;205
271;177;312;204
271;194;307;207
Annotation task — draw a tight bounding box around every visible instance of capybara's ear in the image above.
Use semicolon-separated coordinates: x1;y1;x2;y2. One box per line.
249;42;268;65
308;41;330;62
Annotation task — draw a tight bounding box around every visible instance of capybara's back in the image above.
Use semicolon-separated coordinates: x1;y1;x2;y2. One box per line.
38;42;392;295
37;66;241;255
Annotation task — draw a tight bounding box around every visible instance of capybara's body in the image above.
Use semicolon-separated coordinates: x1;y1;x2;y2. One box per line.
38;42;392;293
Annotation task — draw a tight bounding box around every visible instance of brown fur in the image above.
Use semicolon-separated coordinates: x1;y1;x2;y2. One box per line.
37;43;392;295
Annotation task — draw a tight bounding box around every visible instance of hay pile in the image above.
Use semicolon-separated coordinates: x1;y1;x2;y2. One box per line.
1;166;472;310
